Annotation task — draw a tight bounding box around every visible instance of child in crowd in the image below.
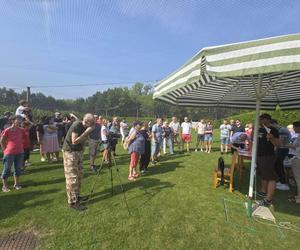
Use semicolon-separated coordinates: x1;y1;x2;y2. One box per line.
22;120;32;170
204;121;213;153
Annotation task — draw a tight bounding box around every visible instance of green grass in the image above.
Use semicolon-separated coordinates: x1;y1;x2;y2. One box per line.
1;130;300;249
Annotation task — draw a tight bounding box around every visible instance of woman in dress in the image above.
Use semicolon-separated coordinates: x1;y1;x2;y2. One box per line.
127;121;145;181
41;117;60;163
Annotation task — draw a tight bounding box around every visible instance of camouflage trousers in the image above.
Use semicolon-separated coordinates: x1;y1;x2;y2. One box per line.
63;150;84;204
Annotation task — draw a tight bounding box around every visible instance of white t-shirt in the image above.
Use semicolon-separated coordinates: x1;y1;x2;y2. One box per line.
169;121;180;133
290;135;300;159
15;106;26;118
181;122;192;135
101;126;108;141
120;122;128;134
220;124;231;138
196;122;205;135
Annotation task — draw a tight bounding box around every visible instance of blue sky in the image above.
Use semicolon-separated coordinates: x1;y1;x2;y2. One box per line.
0;0;299;99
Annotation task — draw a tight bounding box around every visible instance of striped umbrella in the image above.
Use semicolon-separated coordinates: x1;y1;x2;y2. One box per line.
153;33;300;214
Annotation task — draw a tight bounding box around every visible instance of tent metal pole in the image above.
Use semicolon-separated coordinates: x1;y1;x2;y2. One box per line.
247;75;262;216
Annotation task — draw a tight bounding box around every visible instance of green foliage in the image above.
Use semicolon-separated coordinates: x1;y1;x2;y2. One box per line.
0;85;242;119
228;109;300;126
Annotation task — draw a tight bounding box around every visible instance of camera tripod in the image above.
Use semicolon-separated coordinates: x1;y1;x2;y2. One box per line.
87;150;131;215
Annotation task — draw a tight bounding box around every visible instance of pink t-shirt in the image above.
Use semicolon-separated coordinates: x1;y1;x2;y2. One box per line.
1;127;25;155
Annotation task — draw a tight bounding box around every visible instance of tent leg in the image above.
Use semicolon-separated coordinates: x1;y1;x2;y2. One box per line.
247;98;261;217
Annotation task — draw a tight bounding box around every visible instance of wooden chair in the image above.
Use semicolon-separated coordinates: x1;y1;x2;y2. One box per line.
213;152;238;192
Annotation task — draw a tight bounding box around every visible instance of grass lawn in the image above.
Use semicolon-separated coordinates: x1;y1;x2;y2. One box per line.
0;130;300;249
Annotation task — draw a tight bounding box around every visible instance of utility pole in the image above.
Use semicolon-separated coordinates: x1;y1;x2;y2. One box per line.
26;86;31;103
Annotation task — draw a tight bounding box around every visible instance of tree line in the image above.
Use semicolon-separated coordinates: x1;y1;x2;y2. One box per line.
1;83;241;120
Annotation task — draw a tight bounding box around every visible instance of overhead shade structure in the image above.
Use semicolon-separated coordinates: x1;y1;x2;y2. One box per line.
153;33;300;214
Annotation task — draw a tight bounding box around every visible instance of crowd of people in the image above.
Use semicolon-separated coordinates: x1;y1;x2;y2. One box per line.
1;100;300;211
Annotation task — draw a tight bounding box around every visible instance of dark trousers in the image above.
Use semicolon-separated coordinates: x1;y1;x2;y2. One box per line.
140;142;151;171
24;148;31;162
275;148;289;184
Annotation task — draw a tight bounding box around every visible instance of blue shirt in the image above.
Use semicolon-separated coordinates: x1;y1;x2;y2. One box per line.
152;124;163;143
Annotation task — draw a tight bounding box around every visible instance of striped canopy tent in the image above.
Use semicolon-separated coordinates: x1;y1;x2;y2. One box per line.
153;33;300;213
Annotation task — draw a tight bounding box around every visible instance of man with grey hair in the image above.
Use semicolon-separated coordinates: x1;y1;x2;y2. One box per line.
62;113;95;211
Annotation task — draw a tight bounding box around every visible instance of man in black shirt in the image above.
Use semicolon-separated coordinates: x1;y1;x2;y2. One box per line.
230;119;245;136
256;113;281;207
62;113;94;211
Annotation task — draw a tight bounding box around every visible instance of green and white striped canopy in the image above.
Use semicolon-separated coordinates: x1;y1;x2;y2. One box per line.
153;33;300;110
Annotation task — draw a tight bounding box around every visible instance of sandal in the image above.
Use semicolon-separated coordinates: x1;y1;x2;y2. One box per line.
128;176;136;181
133;173;140;178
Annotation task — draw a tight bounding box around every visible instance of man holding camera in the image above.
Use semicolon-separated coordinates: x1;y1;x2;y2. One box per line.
62;113;94;211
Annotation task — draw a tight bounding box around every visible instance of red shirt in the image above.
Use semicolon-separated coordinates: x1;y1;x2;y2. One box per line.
1;127;25;155
23;128;31;149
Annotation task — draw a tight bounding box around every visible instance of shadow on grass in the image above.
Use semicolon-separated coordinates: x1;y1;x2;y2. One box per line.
22;178;66;187
0;189;59;220
87;177;175;206
27;163;62;174
147;161;184;176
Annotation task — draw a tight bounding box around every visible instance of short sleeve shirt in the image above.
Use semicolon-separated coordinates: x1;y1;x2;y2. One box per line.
232;125;245;135
89;123;101;140
15;106;26;118
169;122;180;133
101;126;108;141
152;124;163;143
220;124;231;138
290;135;300;158
62;121;86;152
196;122;205;135
1;127;25;155
230;132;250;144
181;122;192;135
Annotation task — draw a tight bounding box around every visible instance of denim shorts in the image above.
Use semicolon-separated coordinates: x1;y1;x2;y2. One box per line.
204;134;213;141
1;153;24;179
220;137;230;145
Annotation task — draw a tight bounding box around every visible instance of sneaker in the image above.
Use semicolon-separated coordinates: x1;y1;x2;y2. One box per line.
257;198;272;207
200;148;203;152
141;170;146;174
151;161;157;165
41;157;46;162
2;186;11;193
70;202;87;211
25;162;31;167
256;191;267;198
90;165;97;173
14;184;22;190
276;183;290;191
195;149;198;152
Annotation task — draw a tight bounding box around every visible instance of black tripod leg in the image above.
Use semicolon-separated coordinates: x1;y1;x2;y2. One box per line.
111;154;131;215
110;166;113;196
87;156;105;206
